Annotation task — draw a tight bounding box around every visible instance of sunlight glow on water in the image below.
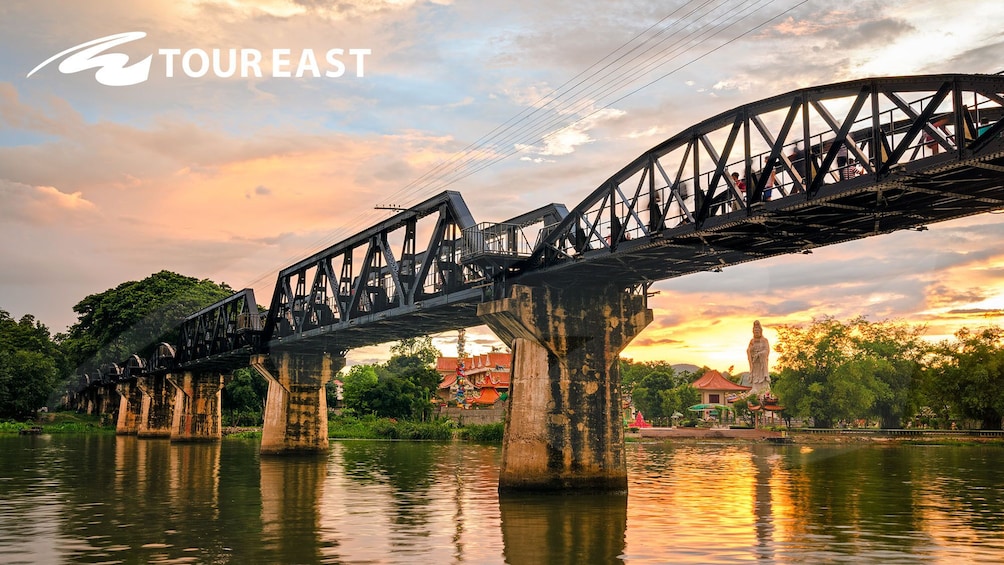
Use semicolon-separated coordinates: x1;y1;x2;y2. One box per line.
1;435;1003;563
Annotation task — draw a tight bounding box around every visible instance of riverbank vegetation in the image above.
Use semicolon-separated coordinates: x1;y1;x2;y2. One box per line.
623;317;1004;431
328;415;504;443
4;270;1004;432
0;412;115;434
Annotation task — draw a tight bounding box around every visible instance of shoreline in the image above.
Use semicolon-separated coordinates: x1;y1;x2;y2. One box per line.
632;426;1004;444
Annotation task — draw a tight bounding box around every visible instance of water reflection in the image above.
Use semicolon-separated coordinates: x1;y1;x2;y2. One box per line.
321;441;504;563
3;437;1004;563
500;493;627;564
260;454;331;563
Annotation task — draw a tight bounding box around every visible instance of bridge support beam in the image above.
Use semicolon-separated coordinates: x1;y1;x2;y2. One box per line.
97;384;119;424
167;372;224;442
115;380;144;435
136;374;174;438
81;388;98;415
479;284;652;493
252;351;341;455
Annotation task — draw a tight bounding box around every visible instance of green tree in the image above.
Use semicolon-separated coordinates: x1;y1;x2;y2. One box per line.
0;310;64;418
773;316;925;428
60;270;234;370
389;336;440;366
659;384;700;421
342;337;442;420
853;319;926;428
622;359;678;390
929;327;1004;430
357;373;422;420
222;367;267;426
380;359;440;421
631;368;678;420
343;364;379;415
0;350;60;419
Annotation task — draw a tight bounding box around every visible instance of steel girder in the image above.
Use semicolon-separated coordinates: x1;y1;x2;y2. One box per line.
260;190;483;353
511;73;1004;288
76;73;1004;378
175;288;262;370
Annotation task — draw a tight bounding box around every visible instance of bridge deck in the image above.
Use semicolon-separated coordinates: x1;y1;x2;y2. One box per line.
78;73;1004;379
517;149;1004;287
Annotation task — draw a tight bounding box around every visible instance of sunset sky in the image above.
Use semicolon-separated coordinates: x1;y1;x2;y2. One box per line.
2;0;1004;373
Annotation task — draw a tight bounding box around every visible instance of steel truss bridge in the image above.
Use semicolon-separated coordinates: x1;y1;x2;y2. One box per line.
75;73;1004;387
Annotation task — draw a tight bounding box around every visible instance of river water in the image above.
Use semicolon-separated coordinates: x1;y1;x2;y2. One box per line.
1;435;1002;564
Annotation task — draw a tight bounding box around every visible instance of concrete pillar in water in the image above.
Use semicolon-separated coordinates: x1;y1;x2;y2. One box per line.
479;284;652;493
251;351;342;455
167;371;224;442
115;379;144;435
136;374;174;438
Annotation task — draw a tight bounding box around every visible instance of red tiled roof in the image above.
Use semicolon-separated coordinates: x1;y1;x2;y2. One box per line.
691;370;751;392
471;387;501;405
439;374;458;390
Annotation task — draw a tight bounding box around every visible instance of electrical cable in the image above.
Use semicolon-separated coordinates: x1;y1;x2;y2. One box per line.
238;0;805;293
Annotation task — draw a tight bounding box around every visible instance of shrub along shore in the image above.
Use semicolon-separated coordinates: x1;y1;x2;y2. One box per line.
9;414;999;446
1;413;505;443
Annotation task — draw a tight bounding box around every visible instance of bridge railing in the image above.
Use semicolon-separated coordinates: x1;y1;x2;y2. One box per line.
461;222;532;265
519;74;1004;269
260;191;489;349
175;288;262;368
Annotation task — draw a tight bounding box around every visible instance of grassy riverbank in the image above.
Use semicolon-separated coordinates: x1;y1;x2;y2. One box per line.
327;415;504;442
1;412;505;443
0;412;115;434
225;415;505;443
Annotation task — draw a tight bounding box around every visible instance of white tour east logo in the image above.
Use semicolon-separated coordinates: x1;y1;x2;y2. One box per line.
27;31;370;86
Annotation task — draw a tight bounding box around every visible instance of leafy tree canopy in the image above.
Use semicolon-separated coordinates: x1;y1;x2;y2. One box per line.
61;270;234;369
0;310;63;418
343;337;442;420
928;326;1004;430
773;316;925;428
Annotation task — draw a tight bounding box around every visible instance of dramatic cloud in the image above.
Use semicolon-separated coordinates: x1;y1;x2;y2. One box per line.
2;0;1003;371
0;180;97;225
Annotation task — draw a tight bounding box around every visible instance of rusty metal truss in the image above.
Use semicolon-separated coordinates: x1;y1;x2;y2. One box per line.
76;74;1004;376
175;289;263;370
512;74;1004;287
261;191;484;353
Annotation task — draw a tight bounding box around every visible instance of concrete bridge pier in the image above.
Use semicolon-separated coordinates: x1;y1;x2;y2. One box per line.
135;374;174;438
115;380;144;435
167;371;224;442
251;351;342;455
80;388;98;415
97;384;120;423
479;284;652;493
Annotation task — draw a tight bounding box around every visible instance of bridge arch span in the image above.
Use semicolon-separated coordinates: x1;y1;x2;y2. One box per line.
514;73;1004;289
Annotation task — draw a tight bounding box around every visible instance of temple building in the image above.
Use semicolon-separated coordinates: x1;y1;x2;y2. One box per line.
436;352;511;406
692;369;751;405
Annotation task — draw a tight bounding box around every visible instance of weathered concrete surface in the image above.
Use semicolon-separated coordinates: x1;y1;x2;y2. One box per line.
115;380;144;435
252;351;341;455
97;384;119;420
167;371;223;442
479;284;652;493
136;374;174;438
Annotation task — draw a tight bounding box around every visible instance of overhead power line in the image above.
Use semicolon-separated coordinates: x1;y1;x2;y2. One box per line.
240;0;806;293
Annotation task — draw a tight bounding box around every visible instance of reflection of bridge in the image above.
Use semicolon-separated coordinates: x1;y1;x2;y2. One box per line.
73;74;1004;492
